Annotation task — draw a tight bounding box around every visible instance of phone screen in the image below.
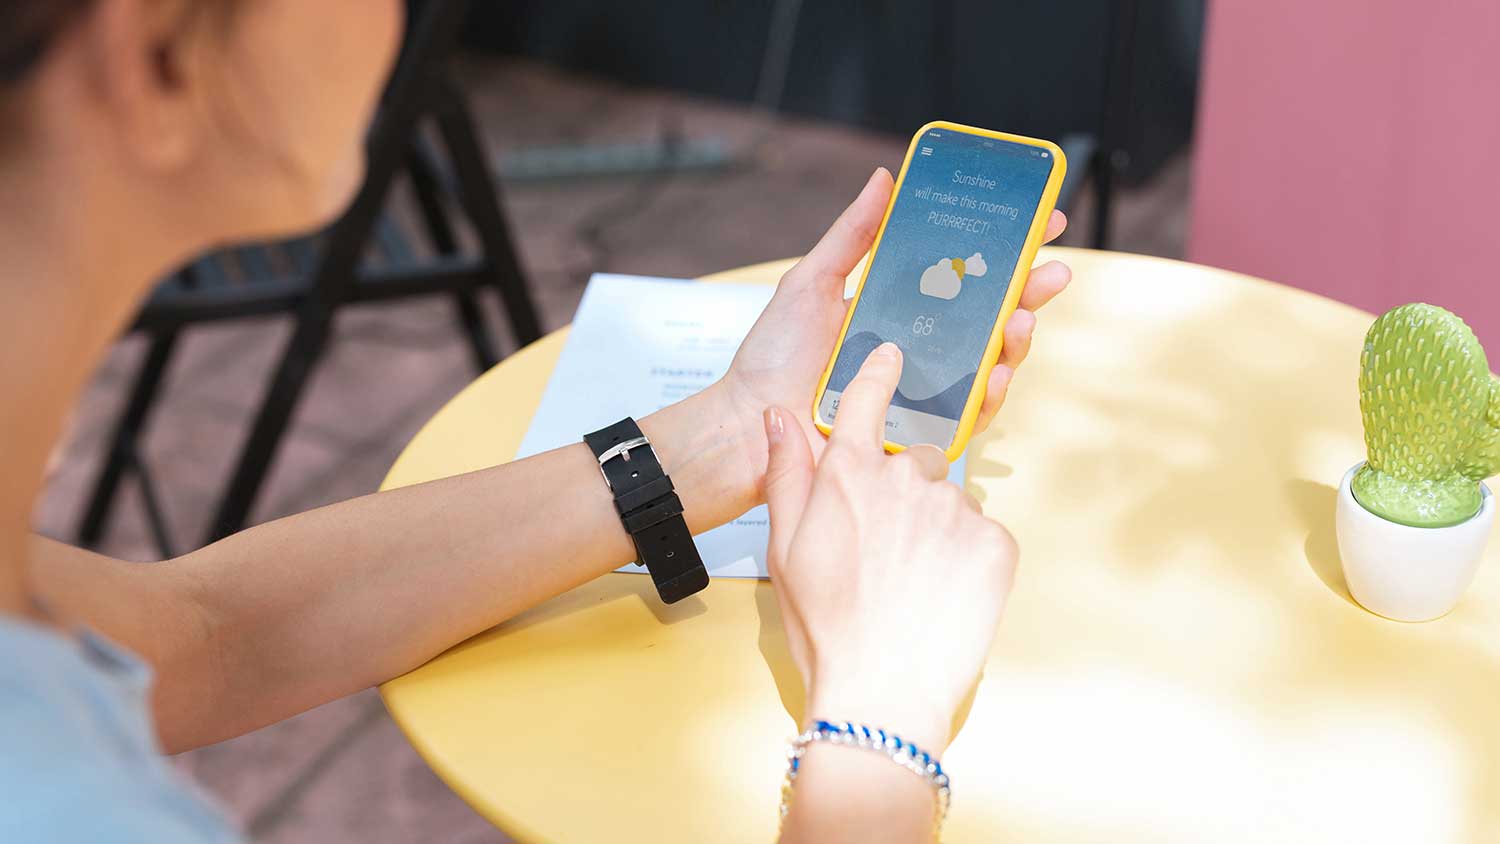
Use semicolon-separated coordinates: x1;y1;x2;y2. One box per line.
817;128;1055;450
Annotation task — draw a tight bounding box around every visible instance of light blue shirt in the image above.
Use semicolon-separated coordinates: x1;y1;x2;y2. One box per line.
0;617;241;844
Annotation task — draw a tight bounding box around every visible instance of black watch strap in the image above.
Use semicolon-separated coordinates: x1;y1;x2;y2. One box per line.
584;418;709;604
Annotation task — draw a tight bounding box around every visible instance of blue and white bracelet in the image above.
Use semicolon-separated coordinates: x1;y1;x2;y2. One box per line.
779;720;951;838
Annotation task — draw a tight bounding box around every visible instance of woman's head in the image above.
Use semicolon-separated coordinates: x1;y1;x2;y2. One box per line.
1;0;403;247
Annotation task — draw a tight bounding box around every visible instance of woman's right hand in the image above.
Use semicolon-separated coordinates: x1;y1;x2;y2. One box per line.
762;342;1019;753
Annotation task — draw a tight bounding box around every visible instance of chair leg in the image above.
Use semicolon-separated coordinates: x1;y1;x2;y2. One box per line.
407;137;500;372
1090;0;1140;250
133;455;177;559
431;76;544;348
451;293;499;373
407;137;460;255
1089;150;1116;250
77;330;181;549
204;313;333;545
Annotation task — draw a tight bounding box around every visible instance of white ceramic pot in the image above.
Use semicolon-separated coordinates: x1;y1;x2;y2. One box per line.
1335;463;1494;622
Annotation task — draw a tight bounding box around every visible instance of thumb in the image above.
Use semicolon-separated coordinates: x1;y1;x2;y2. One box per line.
762;406;814;566
792;167;894;288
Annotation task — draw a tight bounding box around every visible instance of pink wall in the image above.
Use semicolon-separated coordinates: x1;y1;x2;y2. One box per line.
1189;0;1500;350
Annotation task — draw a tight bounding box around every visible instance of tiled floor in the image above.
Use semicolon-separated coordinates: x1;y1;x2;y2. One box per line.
32;56;1190;842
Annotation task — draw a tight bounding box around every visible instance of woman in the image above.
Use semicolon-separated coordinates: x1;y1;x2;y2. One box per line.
0;1;1072;841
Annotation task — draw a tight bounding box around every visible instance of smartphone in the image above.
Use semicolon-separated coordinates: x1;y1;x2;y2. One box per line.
812;121;1066;461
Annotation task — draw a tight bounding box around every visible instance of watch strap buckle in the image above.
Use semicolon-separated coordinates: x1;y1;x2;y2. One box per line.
594;435;655;490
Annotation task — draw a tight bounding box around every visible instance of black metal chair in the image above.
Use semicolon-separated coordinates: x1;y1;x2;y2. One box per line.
1032;0;1141;247
76;0;541;557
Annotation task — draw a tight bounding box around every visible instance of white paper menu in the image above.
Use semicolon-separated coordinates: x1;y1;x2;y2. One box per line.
515;273;964;579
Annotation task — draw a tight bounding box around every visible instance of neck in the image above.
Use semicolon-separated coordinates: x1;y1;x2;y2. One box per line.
0;562;30;619
0;137;185;620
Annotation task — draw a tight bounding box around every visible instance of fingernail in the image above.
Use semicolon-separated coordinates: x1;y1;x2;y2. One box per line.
875;342;901;360
764;407;785;442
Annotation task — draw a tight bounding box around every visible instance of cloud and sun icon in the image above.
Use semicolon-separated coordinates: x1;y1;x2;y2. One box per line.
918;252;989;300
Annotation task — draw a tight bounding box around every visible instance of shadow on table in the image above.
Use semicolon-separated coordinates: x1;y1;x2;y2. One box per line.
967;451;1015;483
442;572;706;653
753;583;806;727
1285;478;1356;607
983;266;1500;836
965;451;1014;508
646;587;709;625
752;575;982;741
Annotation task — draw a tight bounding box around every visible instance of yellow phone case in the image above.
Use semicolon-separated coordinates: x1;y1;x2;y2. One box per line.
811;120;1067;462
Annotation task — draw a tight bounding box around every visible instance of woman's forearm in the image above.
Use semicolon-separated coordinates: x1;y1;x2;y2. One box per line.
779;744;938;843
152;385;758;751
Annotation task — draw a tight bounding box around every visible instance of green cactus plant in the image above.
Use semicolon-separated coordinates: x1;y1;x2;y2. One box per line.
1353;303;1500;528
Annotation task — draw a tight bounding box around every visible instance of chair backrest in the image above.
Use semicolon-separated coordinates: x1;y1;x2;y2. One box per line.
1188;0;1500;348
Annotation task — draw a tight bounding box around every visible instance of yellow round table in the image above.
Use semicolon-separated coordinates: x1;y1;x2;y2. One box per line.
380;247;1500;843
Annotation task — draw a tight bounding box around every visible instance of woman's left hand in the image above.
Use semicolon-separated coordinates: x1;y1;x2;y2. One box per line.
717;167;1072;484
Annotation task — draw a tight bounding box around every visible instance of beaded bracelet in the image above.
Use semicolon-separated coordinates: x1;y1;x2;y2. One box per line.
779;720;951;840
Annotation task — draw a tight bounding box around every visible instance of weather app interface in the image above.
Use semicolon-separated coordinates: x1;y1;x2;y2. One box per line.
818;129;1053;449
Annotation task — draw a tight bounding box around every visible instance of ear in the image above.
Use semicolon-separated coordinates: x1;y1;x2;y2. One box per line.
80;0;202;171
